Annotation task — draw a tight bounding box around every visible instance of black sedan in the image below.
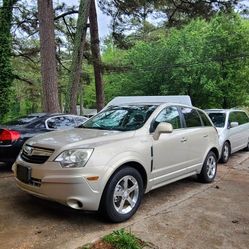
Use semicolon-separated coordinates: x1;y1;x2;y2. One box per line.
0;113;88;166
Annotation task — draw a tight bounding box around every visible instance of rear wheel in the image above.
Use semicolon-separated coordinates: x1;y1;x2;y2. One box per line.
198;151;217;183
244;141;249;151
220;141;230;163
100;167;143;223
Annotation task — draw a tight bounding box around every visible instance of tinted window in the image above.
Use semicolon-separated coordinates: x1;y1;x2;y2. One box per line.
208;113;226;128
152;106;181;130
181;107;202;127
236;112;249;125
198;111;212;127
228;112;237;124
27;120;46;129
75;117;88;126
47;116;76;129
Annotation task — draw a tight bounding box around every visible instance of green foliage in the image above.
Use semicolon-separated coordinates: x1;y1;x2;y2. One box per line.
102;13;249;109
103;229;143;249
0;0;17;120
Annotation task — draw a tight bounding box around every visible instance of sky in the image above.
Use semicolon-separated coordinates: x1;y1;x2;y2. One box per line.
56;0;111;38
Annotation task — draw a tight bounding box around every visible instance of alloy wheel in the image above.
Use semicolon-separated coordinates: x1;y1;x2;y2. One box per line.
113;175;139;214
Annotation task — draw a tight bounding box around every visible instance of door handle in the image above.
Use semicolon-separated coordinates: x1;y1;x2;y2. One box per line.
180;137;187;142
203;134;208;138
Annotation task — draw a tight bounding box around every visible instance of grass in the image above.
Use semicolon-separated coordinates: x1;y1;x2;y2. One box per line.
103;229;143;249
81;228;149;249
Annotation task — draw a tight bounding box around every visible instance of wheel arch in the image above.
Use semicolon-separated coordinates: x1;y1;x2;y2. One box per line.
210;147;219;160
224;140;231;151
106;161;147;191
99;161;148;211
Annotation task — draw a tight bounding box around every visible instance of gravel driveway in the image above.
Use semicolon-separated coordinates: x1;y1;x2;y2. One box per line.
0;152;248;249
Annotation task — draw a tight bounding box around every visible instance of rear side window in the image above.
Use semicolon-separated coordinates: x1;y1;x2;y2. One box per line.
74;117;88;126
27;120;46;129
46;116;76;129
236;112;249;125
198;111;212;127
152;106;181;130
181;107;202;128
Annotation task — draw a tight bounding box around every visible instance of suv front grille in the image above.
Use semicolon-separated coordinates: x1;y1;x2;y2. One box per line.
21;145;54;164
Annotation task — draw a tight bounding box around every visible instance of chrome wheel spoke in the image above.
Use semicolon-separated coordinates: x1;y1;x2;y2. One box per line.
113;175;139;214
128;182;138;193
127;196;135;208
123;176;129;190
114;189;124;197
118;199;126;213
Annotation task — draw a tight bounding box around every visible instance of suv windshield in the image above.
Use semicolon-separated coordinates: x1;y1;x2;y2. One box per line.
81;105;157;131
208;113;226;127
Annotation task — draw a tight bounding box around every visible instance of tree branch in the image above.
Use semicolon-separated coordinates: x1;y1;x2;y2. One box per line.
13;74;36;85
54;10;79;20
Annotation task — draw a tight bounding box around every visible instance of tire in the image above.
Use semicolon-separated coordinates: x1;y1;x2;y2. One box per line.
244;141;249;151
220;141;230;163
198;151;217;183
100;167;144;223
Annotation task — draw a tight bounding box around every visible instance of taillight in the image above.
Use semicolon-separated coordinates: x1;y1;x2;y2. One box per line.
0;129;21;143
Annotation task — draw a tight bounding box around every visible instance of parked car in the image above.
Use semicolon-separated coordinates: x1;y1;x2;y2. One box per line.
12;101;219;222
206;109;249;163
0;113;88;166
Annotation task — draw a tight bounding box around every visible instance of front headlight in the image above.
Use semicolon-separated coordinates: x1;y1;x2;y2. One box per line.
54;149;93;168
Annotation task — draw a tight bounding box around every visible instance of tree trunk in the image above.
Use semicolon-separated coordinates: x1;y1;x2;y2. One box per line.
0;0;17;120
89;0;105;112
65;0;91;114
79;81;84;115
37;0;60;113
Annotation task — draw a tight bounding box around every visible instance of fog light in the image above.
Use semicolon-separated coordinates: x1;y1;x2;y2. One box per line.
67;199;83;209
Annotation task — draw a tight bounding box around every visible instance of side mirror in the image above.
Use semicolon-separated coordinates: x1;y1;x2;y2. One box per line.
230;121;239;128
153;122;173;140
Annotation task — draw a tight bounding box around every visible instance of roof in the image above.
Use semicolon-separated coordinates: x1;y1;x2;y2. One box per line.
205;108;244;113
105;96;192;108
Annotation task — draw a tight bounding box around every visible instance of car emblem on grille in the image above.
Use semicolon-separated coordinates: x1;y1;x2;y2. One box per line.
24;146;33;156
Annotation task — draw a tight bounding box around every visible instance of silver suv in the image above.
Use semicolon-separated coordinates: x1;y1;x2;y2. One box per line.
206;109;249;163
13;103;219;222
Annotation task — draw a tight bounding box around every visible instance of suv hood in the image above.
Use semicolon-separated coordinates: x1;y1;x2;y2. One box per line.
26;128;133;150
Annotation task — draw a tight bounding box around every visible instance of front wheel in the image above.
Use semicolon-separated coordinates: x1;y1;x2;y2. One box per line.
100;167;144;223
220;141;230;163
198;151;217;183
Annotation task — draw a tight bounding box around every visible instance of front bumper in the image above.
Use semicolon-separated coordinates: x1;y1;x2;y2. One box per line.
12;160;103;211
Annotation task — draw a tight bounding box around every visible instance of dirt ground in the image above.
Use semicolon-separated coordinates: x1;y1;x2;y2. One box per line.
0;152;248;249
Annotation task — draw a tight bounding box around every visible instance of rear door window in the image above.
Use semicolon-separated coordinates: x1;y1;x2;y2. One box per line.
74;116;88;126
198;111;212;127
236;112;249;125
46;116;76;129
181;107;202;128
